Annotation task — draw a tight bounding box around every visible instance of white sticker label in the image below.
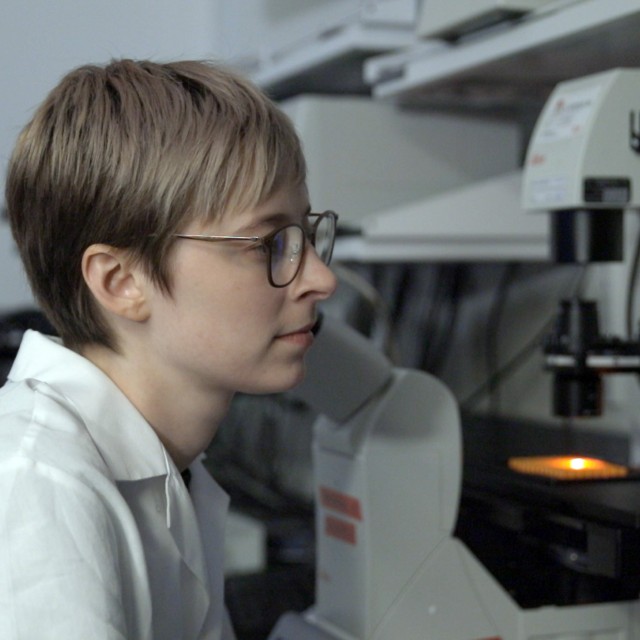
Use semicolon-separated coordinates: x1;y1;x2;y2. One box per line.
530;176;569;205
536;85;602;144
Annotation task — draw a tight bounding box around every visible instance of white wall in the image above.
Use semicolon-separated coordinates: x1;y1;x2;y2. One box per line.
0;0;225;313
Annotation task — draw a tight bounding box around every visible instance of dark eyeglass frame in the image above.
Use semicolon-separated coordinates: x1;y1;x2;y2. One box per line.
173;210;338;288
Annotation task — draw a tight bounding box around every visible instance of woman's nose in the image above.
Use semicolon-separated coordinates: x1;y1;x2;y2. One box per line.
294;245;337;300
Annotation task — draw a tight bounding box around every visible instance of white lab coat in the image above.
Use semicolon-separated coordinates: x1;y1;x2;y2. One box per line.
0;331;236;640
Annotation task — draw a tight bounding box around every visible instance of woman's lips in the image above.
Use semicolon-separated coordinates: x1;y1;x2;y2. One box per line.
276;323;316;347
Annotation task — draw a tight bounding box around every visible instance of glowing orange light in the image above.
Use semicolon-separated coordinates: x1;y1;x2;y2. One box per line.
508;455;628;480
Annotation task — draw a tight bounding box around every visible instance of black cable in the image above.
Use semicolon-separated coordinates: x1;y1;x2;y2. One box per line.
422;264;466;374
434;265;466;372
625;220;640;338
386;264;414;328
461;314;554;412
461;265;587;412
419;265;448;371
485;263;518;414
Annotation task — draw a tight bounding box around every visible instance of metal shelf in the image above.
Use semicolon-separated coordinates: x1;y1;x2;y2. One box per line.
248;22;418;100
332;172;550;263
333;235;549;263
368;0;640;112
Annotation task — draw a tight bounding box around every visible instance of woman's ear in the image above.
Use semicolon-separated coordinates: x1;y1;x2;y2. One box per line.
81;244;151;322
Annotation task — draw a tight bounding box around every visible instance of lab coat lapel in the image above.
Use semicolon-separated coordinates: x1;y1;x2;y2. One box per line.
117;474;212;639
163;467;214;638
190;458;231;639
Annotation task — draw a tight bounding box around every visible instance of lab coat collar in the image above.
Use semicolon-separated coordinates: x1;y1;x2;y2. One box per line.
8;331;233;637
8;330;169;482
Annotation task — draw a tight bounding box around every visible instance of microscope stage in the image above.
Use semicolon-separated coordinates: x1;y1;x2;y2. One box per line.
458;416;640;607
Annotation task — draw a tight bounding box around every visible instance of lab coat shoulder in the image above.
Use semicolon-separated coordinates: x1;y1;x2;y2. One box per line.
0;378;153;639
0;376;111;473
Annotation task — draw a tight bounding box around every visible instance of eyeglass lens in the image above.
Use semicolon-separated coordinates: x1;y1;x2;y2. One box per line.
269;214;335;286
270;226;302;286
311;214;335;264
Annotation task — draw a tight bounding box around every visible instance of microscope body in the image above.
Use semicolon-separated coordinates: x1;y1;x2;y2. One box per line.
523;68;640;264
307;367;463;638
270;68;640;640
544;298;640;417
523;68;640;418
269;317;640;639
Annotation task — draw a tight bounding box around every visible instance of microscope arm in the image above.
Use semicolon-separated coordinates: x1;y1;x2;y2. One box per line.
292;314;393;424
285;316;464;638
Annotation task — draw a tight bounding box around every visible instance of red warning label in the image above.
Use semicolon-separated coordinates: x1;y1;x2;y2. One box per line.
325;515;357;545
319;486;362;520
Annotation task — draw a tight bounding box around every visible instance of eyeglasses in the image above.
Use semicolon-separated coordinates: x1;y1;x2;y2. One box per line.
173;210;338;287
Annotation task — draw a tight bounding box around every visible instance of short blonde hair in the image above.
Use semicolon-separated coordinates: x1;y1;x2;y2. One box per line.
6;59;306;350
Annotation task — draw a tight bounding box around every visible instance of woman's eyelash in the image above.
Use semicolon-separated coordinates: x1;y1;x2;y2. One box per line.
249;240;268;254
